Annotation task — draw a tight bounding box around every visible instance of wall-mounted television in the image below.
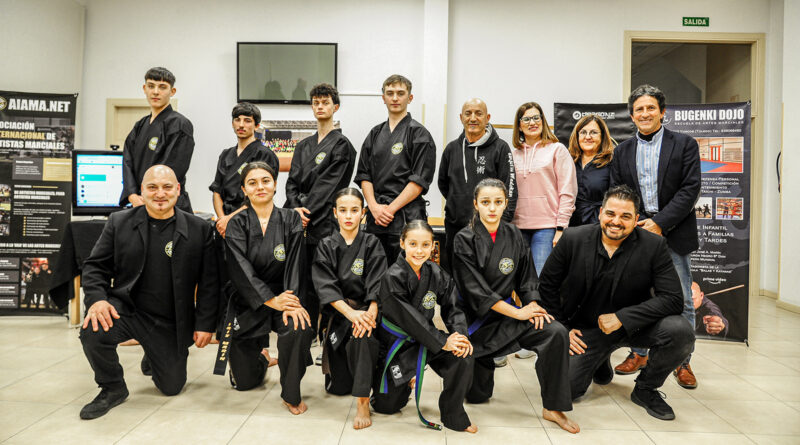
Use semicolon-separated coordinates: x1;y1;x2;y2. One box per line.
72;149;125;216
237;42;337;105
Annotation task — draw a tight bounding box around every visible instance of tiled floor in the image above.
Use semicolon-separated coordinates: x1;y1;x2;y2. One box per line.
2;296;800;444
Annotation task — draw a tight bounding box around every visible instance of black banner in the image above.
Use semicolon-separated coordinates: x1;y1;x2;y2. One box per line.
553;103;635;146
0;91;77;314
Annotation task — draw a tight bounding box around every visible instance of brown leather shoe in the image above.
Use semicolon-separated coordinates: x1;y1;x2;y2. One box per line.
614;352;648;375
673;363;697;389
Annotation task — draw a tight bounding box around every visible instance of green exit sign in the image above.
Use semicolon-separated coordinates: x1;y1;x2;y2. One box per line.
683;17;709;26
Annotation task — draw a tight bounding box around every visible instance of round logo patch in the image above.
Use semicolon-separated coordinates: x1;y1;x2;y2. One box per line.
0;97;7;111
315;152;327;165
351;258;364;276
148;136;159;150
164;241;173;258
499;258;514;275
422;291;436;309
237;163;247;174
390;142;403;155
273;244;286;261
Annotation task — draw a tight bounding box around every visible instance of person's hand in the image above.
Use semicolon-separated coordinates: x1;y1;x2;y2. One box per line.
515;302;553;329
266;290;303;312
194;331;213;348
442;333;473;358
348;309;377;338
215;214;231;237
569;329;587;355
553;230;563;247
129;194;145;207
598;313;622;334
294;207;310;228
703;315;725;335
82;300;120;332
369;203;394;227
282;307;312;330
637;218;662;235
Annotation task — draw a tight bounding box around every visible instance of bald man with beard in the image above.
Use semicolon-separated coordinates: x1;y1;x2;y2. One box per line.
438;98;517;273
79;165;219;420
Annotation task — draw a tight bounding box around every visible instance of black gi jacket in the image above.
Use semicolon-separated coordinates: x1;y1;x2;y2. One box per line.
224;206;305;337
438;126;517;227
538;224;684;334
354;114;436;234
121;105;194;212
81;206;219;349
284;130;356;243
312;231;387;349
452;221;540;356
209;141;280;215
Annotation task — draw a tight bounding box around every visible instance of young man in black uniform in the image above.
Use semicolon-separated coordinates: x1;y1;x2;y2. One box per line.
354;75;436;261
538;185;694;421
438;98;516;272
79;165;219;420
121;67;195;213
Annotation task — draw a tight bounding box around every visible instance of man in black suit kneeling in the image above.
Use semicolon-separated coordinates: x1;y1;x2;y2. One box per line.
538;185;694;421
79;165;219;419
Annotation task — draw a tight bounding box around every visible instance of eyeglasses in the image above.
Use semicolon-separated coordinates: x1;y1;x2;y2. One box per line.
520;115;542;124
579;130;600;137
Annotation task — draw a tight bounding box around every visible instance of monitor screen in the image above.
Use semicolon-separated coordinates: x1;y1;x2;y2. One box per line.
72;150;124;215
237;42;337;104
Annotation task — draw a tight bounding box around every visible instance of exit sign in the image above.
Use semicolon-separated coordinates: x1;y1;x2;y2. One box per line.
683;17;709;26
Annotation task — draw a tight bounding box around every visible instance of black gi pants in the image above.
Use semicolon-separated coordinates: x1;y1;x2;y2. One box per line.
304;242;321;340
467;320;572;412
370;349;474;431
80;312;187;396
569;315;695;399
228;311;313;405
440;221;463;274
325;332;380;398
373;233;401;265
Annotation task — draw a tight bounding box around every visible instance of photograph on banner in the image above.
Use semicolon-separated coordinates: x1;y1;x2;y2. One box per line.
20;257;56;310
663;102;751;342
553;103;635;145
258;119;340;171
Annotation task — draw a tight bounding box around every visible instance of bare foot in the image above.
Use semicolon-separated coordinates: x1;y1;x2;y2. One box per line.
261;348;278;367
464;424;478;433
283;400;308;415
353;397;372;429
119;339;140;346
542;408;579;434
409;377;416;389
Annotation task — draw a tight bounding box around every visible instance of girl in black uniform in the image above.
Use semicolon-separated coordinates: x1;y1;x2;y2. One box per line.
453;178;579;433
312;187;387;429
372;220;477;433
224;161;314;415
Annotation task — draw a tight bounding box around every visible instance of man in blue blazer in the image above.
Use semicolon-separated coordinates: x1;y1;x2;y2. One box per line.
610;84;701;389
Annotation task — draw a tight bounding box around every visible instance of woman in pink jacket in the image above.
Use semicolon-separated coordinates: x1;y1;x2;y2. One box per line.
511;102;577;275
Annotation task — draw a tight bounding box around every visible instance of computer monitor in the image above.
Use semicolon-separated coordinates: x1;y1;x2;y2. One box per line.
72;149;125;216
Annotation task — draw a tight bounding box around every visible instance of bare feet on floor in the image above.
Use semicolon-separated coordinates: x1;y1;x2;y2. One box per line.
283;400;308;415
409;377;416;389
353;397;372;429
261;348;278;367
464;424;478;433
542;408;580;434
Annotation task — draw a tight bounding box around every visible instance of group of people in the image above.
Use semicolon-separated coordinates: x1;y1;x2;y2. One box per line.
77;67;702;434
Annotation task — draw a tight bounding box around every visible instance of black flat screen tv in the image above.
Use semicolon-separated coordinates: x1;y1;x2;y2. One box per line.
72;149;125;216
237;42;337;104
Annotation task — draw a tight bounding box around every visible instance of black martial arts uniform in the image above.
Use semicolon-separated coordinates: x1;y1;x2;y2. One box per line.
224;206;313;404
437;124;517;272
371;254;473;431
285;129;356;337
354;114;436;260
121;105;195;212
80;207;219;396
452;221;572;412
312;231;386;397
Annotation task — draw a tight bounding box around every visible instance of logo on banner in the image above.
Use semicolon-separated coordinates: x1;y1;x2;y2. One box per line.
499;258;514;275
351;258;364;276
0;97;6;111
164;241;173;257
422;291;436;309
572;111;582;120
391;142;404;155
274;244;286;261
148;137;159;150
315;152;326;164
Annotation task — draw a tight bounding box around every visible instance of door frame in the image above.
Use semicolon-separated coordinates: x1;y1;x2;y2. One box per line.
623;31;766;298
105;98;178;149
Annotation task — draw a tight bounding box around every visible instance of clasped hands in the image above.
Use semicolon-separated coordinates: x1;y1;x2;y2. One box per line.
266;290;312;330
515;301;554;330
568;313;622;355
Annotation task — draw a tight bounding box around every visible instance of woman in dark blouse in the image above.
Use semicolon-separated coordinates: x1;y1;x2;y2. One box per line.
567;115;616;226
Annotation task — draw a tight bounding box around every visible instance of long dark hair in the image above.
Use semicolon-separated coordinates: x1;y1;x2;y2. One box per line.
470;178;508;229
333;187;365;208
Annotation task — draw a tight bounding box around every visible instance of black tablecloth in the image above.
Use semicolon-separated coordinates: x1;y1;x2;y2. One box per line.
49;220;107;309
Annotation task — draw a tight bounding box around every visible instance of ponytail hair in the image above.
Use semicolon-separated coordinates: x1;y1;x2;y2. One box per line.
400;219;434;242
469;178;508;230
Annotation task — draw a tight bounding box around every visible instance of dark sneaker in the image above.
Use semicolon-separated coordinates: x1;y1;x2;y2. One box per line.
140;355;152;376
79;387;129;420
630;387;675;420
592;358;614;385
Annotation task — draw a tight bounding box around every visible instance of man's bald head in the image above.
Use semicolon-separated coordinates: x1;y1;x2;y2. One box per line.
142;165;178;185
141;164;180;218
460;98;490;143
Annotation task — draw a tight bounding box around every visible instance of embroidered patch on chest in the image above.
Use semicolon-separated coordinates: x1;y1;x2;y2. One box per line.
422;291;436;309
273;244;286;261
237;163;247;174
164;241;173;257
391;142;403;155
351;258;364;276
148;136;158;150
315;152;326;164
499;258;514;275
